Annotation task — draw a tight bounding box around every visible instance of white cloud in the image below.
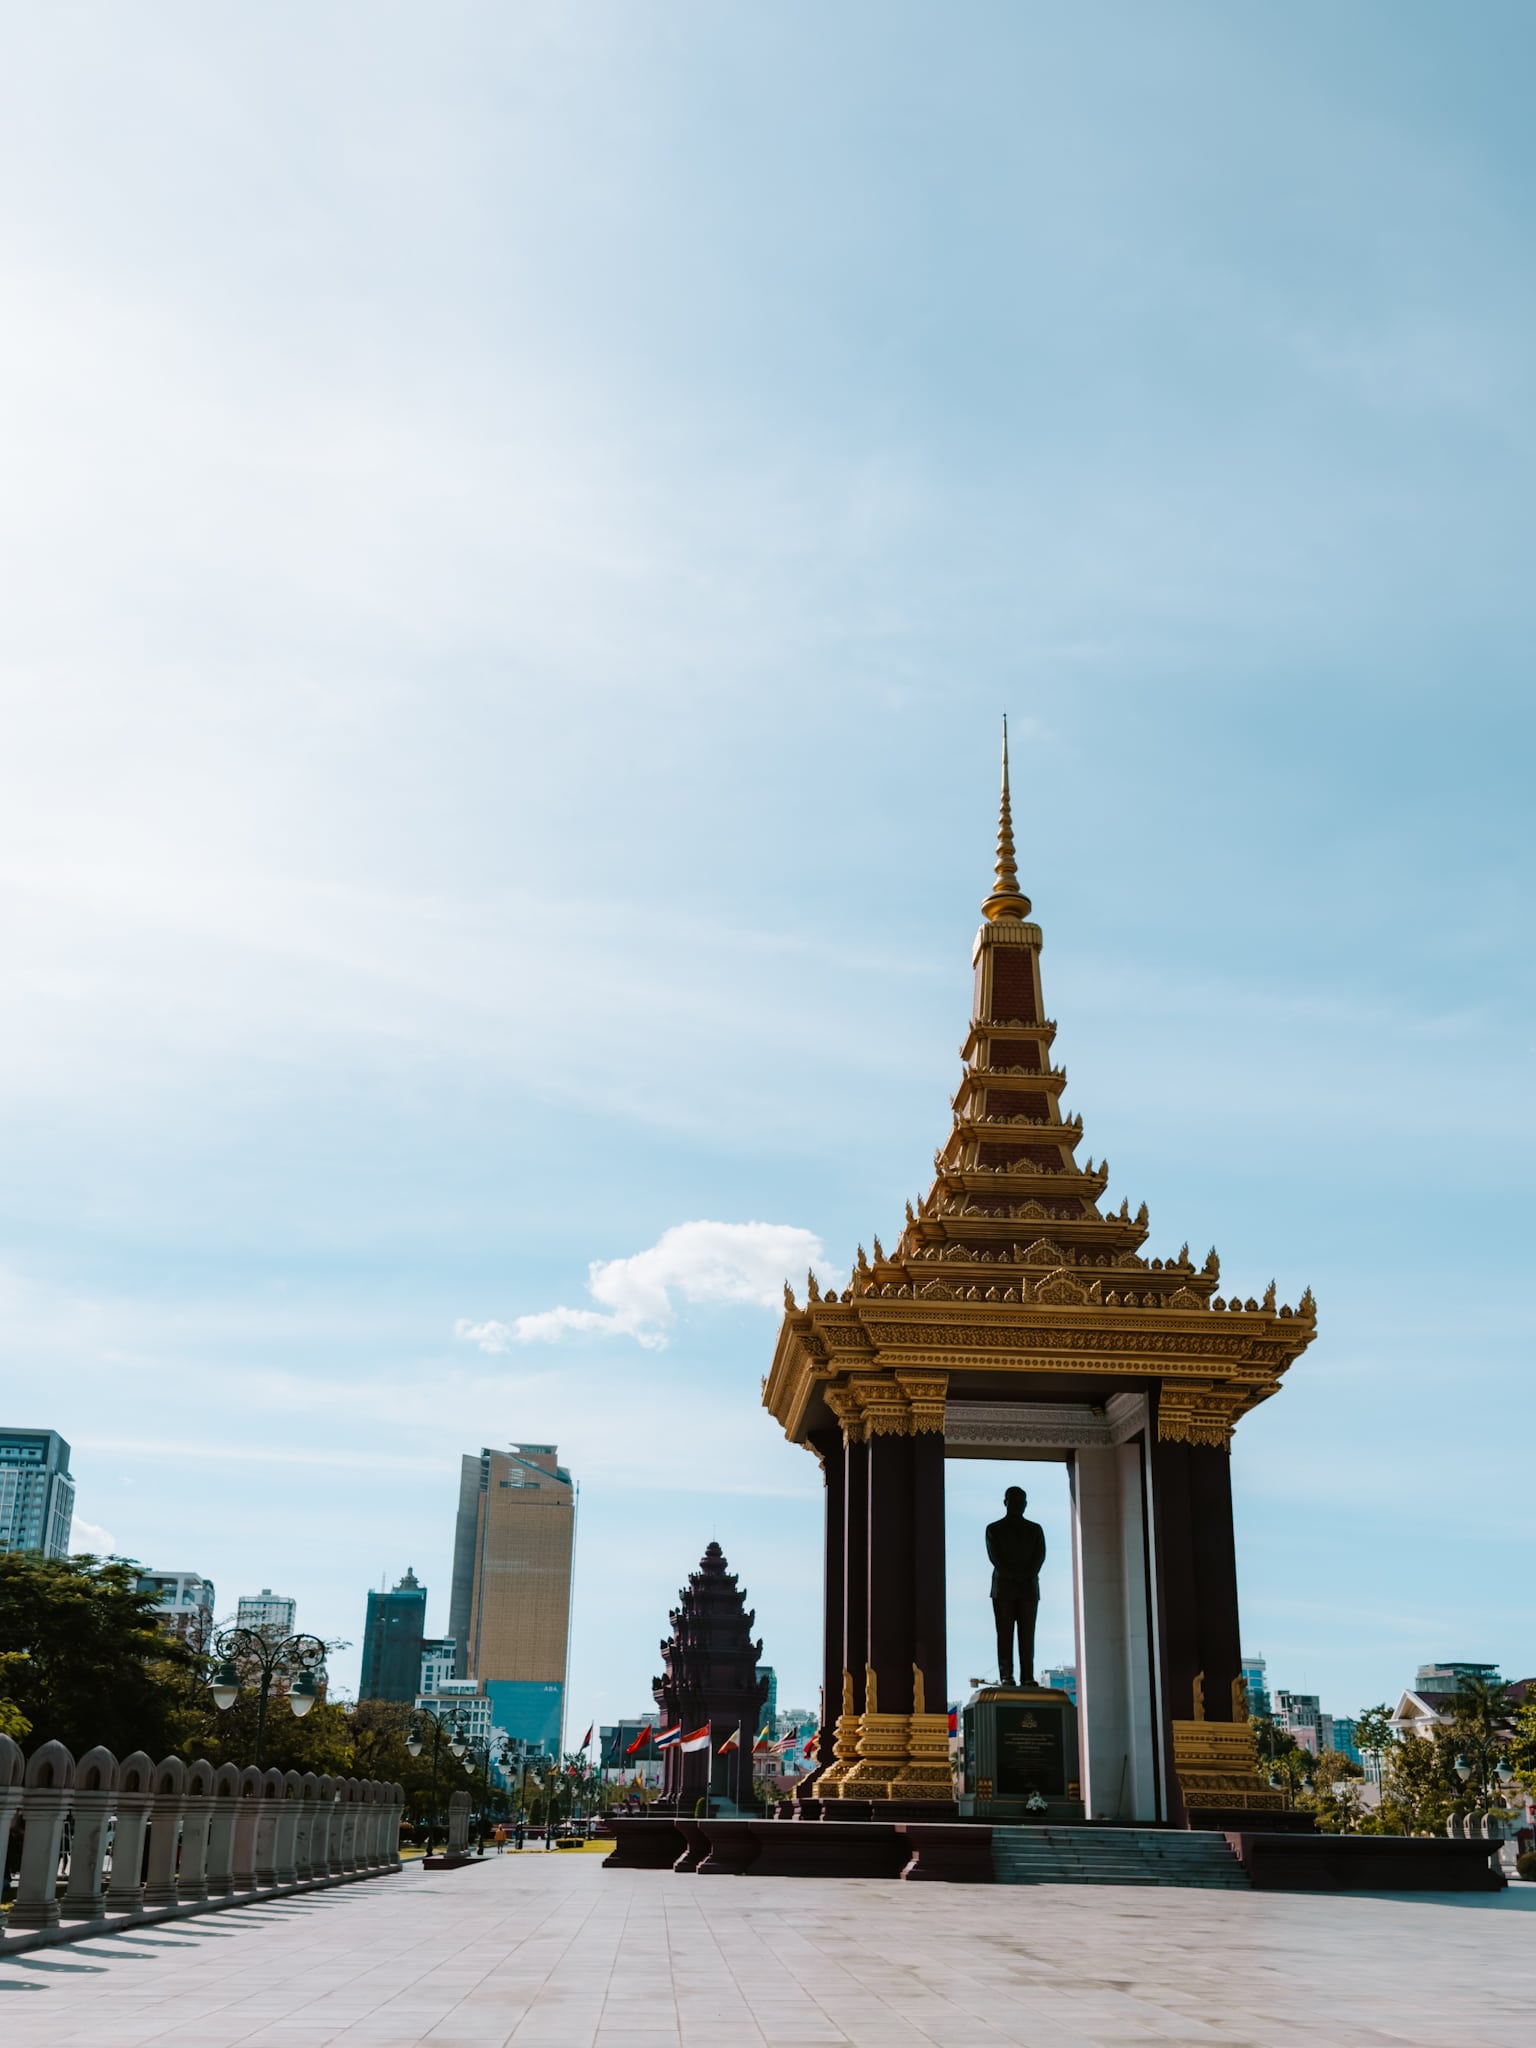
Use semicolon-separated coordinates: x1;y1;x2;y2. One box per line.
70;1516;116;1555
457;1219;838;1352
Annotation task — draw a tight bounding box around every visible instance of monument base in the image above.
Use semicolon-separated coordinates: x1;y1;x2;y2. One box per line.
961;1685;1082;1822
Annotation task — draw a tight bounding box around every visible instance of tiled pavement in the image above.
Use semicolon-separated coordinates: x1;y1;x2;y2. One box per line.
3;1849;1535;2047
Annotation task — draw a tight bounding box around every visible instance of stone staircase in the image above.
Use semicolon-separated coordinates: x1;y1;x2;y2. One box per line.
992;1825;1250;1888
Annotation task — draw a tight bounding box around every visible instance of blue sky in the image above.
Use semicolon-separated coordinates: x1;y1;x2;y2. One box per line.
1;2;1532;1735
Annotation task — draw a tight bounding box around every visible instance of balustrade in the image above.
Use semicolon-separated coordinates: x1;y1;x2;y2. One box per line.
0;1734;404;1953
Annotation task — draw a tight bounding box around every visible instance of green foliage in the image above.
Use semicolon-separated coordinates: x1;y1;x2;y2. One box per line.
1506;1698;1536;1798
1448;1675;1512;1805
1516;1850;1536;1883
1352;1703;1395;1774
0;1653;32;1742
0;1551;198;1758
1377;1729;1456;1837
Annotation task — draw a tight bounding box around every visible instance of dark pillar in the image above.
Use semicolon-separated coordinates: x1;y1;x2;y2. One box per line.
1189;1446;1242;1716
844;1433;870;1714
1150;1430;1243;1825
866;1432;916;1715
1150;1435;1197;1825
808;1428;843;1776
911;1428;947;1714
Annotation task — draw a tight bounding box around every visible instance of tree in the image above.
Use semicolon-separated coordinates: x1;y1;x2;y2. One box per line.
1506;1696;1536;1800
0;1551;197;1758
0;1652;32;1742
1352;1703;1395;1786
1447;1675;1512;1808
1370;1729;1456;1837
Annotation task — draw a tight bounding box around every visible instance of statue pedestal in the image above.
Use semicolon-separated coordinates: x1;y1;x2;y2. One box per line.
959;1686;1083;1822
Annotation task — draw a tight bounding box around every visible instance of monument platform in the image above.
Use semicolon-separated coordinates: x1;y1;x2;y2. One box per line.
604;1813;1506;1891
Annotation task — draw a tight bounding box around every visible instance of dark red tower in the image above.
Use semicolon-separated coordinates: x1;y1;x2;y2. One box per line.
653;1543;769;1814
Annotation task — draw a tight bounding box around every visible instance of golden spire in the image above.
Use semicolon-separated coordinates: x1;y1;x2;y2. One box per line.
981;715;1032;922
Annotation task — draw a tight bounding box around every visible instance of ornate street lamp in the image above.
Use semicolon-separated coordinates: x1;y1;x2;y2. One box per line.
408;1702;476;1854
208;1627;337;1768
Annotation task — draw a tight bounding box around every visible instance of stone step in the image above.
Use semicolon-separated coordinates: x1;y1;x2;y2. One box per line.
992;1826;1249;1890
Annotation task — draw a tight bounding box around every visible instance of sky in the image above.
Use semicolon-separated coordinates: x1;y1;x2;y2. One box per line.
1;1;1533;1737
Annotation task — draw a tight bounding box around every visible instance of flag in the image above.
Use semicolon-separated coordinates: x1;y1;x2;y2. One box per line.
719;1726;741;1754
680;1724;712;1753
580;1724;593;1750
755;1723;772;1742
625;1726;654;1757
655;1725;682;1750
802;1733;817;1757
753;1737;773;1755
947;1709;959;1738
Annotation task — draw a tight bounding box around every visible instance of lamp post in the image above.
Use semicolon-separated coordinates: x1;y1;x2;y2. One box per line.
209;1627;335;1769
406;1703;474;1854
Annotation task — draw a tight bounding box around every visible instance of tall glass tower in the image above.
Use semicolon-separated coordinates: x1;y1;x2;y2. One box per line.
0;1429;75;1558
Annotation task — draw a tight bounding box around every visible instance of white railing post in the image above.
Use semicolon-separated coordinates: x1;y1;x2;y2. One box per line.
386;1781;404;1870
292;1771;320;1886
9;1741;76;1931
231;1765;264;1892
0;1736;23;1939
253;1768;285;1890
59;1746;118;1922
275;1771;303;1888
177;1760;216;1907
103;1750;155;1918
205;1764;242;1897
313;1774;338;1884
338;1777;360;1876
363;1779;384;1872
141;1756;188;1910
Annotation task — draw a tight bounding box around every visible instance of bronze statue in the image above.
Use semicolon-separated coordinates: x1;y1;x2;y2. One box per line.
986;1485;1046;1686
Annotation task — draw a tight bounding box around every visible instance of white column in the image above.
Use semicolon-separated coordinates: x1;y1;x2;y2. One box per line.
1071;1441;1158;1821
230;1766;264;1891
104;1752;157;1916
205;1765;243;1897
60;1747;119;1921
178;1762;217;1906
141;1756;188;1910
274;1772;303;1888
9;1741;76;1931
253;1769;286;1889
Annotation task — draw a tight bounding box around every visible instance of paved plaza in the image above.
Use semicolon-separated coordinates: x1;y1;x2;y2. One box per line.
3;1851;1534;2048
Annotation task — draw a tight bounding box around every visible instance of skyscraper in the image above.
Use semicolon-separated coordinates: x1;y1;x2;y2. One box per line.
449;1444;574;1754
359;1568;428;1702
0;1429;75;1558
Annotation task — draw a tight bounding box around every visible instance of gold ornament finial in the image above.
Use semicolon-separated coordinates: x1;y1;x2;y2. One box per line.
981;714;1032;922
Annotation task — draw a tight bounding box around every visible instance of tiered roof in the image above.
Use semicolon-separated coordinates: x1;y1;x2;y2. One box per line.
764;727;1316;1448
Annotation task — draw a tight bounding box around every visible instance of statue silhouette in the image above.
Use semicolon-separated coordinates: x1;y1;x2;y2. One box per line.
986;1485;1046;1686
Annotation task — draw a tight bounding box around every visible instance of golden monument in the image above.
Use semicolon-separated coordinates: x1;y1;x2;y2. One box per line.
763;726;1314;1819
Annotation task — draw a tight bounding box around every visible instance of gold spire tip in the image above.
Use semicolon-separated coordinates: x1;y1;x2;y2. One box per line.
981;714;1032;922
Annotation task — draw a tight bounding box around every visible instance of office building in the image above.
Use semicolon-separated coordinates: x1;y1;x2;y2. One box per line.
360;1568;428;1703
1274;1690;1324;1756
138;1570;216;1646
237;1588;297;1635
759;1665;779;1737
1240;1652;1271;1718
420;1637;458;1695
1331;1716;1363;1767
1041;1664;1078;1703
0;1429;75;1559
1414;1661;1500;1695
449;1444;574;1754
414;1678;496;1746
